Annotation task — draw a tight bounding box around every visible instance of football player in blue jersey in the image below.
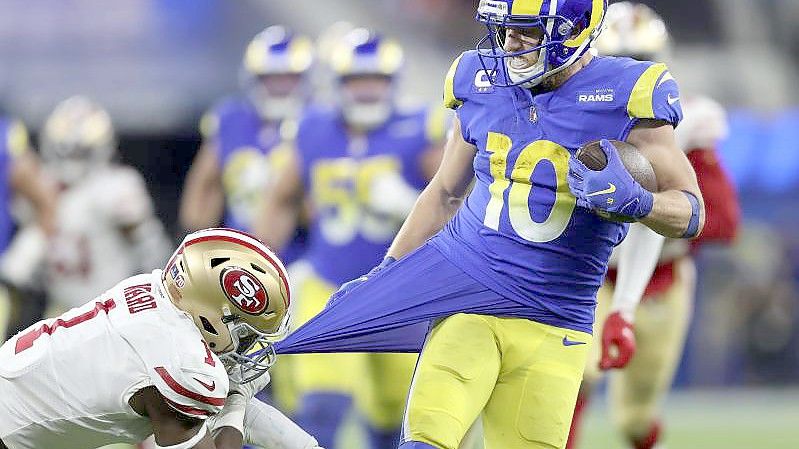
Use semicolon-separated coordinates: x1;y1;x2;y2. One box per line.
180;25;313;264
257;29;448;449
0;117;57;340
284;0;706;448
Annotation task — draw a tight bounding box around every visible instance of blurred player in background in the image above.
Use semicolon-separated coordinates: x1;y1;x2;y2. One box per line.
16;96;171;316
258;28;447;449
180;26;314;265
566;3;741;449
0;228;325;449
0;115;56;340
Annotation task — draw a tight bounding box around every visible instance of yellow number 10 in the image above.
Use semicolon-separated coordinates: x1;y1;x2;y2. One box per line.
483;132;576;243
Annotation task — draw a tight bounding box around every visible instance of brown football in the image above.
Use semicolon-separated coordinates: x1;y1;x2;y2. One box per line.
575;139;657;223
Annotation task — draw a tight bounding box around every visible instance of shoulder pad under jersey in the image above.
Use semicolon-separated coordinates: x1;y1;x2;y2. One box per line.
112;274;230;418
614;58;683;127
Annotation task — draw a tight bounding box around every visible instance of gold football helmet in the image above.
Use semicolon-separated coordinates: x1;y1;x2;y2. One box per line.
594;2;670;61
162;228;291;383
40;96;116;184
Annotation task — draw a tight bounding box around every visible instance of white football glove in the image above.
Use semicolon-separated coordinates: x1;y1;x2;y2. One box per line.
208;371;271;435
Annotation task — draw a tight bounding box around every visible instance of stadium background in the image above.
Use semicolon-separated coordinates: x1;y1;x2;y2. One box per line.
0;0;797;448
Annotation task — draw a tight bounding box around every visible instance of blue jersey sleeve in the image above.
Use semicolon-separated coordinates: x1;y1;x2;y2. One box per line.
625;62;683;127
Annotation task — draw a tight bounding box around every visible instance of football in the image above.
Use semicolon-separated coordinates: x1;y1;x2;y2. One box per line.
575;139;658;222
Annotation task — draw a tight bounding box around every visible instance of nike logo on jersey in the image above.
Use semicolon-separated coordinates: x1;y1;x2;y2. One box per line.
193;377;216;391
668;94;680;105
586;183;617;197
562;335;587;347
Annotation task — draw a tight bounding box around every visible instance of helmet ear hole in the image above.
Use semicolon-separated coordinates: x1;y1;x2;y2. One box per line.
199;316;219;335
210;257;230;268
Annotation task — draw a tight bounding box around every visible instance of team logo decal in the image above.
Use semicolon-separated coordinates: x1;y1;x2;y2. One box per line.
220;266;268;315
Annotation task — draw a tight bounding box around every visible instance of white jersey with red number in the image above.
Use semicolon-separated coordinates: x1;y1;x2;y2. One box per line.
48;165;158;308
0;271;229;449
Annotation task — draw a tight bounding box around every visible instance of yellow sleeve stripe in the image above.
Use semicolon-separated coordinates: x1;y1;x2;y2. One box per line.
425;106;449;144
443;54;464;110
6;120;29;158
627;63;669;119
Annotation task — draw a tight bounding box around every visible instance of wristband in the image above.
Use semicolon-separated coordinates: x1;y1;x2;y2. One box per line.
681;190;701;238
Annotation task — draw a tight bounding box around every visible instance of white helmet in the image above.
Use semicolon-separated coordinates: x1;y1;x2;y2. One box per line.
162;228;291;383
594;2;671;61
40;96;116;184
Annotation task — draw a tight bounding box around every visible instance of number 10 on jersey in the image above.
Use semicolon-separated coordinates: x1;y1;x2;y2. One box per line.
483;132;576;243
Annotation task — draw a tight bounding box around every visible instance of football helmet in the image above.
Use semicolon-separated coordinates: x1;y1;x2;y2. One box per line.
593;2;670;61
475;0;608;88
162;228;291;384
40;96;116;184
242;25;314;122
329;28;403;130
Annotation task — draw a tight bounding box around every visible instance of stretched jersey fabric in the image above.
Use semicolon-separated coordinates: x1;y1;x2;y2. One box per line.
276;53;682;354
0;119;28;253
203;97;305;263
296;104;441;286
0;271;228;449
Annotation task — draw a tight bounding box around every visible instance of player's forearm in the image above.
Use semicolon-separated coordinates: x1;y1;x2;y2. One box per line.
387;180;463;259
640;190;705;239
212;426;244;449
611;223;665;320
256;200;298;252
179;187;224;231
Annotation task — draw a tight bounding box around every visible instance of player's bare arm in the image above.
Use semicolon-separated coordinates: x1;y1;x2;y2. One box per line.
386;116;475;259
131;387;242;449
180;144;225;231
627;119;705;238
10;150;57;236
256;148;303;250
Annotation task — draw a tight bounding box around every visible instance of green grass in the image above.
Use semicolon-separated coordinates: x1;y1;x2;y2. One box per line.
576;388;799;449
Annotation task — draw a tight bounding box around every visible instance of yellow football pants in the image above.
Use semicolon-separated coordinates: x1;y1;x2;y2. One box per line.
273;263;416;429
404;313;591;449
583;257;695;440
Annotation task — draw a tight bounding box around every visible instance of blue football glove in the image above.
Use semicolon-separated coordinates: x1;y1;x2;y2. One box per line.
327;256;396;306
568;139;654;219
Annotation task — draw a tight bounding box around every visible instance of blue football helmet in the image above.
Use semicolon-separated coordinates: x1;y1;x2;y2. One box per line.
329;28;404;130
241;26;314;121
475;0;608;88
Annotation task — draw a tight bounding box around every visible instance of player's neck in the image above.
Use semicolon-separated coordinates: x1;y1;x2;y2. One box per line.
541;52;593;91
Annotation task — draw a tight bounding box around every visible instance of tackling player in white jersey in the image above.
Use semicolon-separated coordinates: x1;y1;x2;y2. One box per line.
0;228;324;449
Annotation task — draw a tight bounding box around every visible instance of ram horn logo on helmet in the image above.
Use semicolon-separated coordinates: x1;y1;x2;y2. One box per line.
220;266;269;315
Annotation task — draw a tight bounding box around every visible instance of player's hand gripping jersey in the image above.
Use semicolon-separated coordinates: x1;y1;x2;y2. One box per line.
428;51;683;333
0;271;229;449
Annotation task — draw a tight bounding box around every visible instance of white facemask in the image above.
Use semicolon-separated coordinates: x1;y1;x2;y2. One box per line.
252;92;302;122
341;101;392;131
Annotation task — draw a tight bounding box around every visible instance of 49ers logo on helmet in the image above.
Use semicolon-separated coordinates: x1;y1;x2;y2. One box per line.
220;266;269;315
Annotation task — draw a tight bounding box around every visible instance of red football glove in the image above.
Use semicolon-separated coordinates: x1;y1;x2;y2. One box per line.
599;311;636;370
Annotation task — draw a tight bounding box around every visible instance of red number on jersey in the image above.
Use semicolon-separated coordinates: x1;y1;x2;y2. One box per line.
14;299;116;354
202;340;216;367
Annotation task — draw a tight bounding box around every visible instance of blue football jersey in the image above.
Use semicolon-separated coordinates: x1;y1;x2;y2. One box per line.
430;51;683;333
0;119;26;253
203;97;305;263
296;104;446;286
